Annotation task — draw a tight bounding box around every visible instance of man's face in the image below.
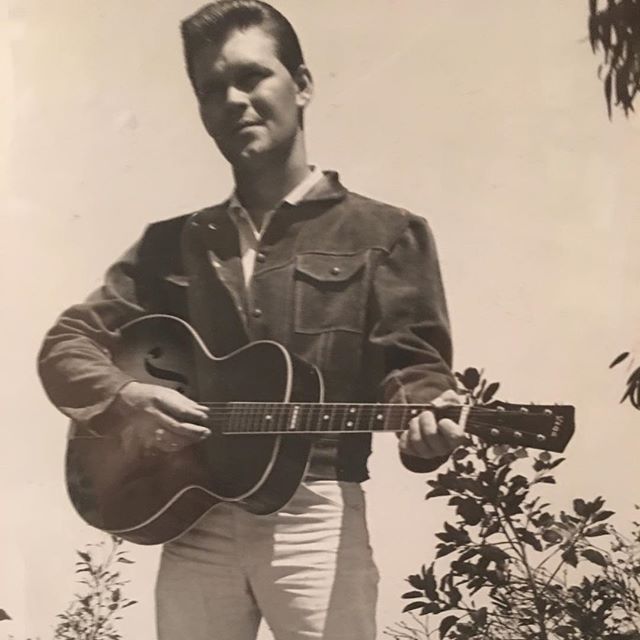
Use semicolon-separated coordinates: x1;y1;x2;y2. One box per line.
190;26;311;166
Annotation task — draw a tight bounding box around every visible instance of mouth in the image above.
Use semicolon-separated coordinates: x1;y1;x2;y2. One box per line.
232;120;262;134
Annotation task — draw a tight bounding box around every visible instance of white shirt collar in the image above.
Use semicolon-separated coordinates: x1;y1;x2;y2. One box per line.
227;166;324;215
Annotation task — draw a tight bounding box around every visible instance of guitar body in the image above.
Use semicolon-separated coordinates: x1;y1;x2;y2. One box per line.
66;315;323;545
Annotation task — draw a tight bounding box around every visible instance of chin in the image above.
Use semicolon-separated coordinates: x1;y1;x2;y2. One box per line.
234;141;275;165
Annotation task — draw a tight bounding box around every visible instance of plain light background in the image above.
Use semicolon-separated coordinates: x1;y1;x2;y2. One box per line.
3;1;640;638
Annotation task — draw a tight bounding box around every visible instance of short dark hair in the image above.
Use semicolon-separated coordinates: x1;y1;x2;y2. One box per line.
181;1;305;89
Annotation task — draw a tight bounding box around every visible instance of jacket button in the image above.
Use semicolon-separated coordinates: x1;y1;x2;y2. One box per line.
330;266;341;275
256;252;266;263
252;308;263;318
207;222;217;231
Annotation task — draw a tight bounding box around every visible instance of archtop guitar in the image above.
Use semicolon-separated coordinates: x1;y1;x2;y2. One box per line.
66;314;575;545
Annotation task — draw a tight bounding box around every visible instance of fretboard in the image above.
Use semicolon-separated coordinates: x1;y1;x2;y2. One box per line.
216;402;458;434
200;400;573;453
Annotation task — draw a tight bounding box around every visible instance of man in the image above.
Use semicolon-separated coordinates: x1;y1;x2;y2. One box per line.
38;2;464;638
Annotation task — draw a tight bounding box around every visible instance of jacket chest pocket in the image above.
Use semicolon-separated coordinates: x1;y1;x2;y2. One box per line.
294;252;368;334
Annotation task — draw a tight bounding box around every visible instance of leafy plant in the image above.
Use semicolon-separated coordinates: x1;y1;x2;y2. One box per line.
610;352;640;409
385;368;640;640
588;0;640;118
52;536;137;640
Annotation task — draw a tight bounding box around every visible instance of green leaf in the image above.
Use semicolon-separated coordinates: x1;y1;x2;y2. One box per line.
610;352;629;368
435;544;457;558
421;602;441;615
403;601;426;613
77;551;91;563
519;529;543;552
402;590;424;599
452;447;469;461
461;368;480;391
439;614;459;639
487;546;511;563
591;510;615;523
426;486;450;500
573;498;587;516
605;71;613;119
562;547;578;567
422;565;438;601
584;523;609;537
408;573;425;590
581;548;608;567
457;498;484;526
482;382;500;403
542;529;563;544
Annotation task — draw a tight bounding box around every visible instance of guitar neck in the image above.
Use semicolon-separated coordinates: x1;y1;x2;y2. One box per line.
204;401;574;453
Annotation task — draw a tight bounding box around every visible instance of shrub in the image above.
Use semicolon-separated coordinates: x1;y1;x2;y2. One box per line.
385;369;640;640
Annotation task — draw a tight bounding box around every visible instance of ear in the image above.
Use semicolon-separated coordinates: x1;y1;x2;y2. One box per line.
293;65;313;108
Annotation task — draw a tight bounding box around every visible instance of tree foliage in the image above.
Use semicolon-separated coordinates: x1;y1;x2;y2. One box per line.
588;0;640;117
386;369;640;640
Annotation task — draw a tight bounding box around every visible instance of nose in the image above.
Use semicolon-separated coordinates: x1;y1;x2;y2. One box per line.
226;85;249;107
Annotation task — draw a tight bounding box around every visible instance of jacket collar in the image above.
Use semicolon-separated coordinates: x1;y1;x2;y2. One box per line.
189;170;347;229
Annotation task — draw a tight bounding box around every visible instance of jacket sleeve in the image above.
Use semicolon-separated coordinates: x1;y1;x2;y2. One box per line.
368;214;457;473
37;238;148;424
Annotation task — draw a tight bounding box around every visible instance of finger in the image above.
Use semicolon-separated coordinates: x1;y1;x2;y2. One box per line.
399;415;441;458
153;389;210;422
164;419;211;441
438;418;466;449
417;412;449;457
431;389;464;407
151;427;196;453
148;410;211;440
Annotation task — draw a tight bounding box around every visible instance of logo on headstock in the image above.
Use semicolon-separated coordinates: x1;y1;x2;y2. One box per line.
552;414;564;438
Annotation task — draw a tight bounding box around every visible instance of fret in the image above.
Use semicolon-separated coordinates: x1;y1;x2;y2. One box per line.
239;403;251;433
228;403;244;433
261;402;277;434
375;406;388;431
251;402;264;433
303;403;323;432
276;402;290;433
337;404;350;432
325;403;338;432
248;402;260;433
344;404;358;431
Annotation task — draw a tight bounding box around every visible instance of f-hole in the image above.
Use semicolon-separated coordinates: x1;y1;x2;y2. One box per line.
144;347;189;394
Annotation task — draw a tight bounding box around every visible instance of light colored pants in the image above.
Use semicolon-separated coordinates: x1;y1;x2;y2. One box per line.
156;481;379;640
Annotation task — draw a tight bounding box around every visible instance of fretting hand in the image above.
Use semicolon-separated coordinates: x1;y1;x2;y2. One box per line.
398;389;467;459
110;381;211;453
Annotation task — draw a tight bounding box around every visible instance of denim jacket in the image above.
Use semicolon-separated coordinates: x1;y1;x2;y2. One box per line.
38;172;456;480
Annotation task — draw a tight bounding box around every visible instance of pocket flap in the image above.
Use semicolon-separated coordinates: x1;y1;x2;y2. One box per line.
295;253;365;282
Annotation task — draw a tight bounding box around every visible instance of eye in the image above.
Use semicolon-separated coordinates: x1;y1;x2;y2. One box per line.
198;81;225;102
235;69;269;92
236;71;263;91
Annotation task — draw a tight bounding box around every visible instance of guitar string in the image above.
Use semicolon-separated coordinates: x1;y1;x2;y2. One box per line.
196;406;557;416
218;418;551;434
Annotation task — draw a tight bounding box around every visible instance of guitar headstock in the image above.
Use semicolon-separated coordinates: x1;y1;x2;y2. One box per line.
466;401;575;452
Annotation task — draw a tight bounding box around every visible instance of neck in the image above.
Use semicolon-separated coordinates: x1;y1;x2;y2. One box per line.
232;135;310;225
